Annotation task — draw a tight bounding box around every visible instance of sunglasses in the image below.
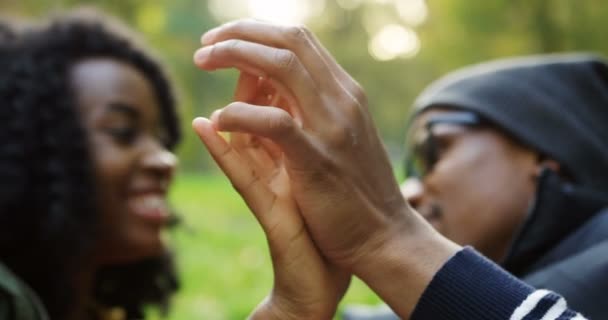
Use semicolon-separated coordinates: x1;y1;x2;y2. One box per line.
404;111;482;179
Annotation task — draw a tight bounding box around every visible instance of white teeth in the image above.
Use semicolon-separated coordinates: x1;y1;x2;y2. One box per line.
144;196;161;209
130;195;167;215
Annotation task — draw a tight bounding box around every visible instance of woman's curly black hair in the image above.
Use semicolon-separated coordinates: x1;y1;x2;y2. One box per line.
0;12;181;319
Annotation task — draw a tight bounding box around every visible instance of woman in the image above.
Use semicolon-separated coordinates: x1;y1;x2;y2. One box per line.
0;12;180;320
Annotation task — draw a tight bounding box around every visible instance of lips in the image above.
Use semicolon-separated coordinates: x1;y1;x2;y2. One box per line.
127;193;169;223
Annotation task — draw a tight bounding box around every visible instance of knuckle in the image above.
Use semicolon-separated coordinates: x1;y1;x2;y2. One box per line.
326;123;355;148
274;49;298;72
336;93;364;123
267;111;295;135
286;25;309;43
215;39;243;57
224;39;242;51
298;25;313;38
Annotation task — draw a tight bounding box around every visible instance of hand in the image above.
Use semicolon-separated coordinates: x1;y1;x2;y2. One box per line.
193;20;459;318
193;18;408;270
193;72;350;320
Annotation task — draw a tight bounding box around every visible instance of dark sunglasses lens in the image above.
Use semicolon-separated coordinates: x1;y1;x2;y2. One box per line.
406;136;437;178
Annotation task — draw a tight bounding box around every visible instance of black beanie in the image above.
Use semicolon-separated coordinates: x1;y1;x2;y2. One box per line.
413;53;608;191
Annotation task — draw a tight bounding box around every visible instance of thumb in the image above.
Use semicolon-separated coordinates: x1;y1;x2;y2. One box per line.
210;102;318;168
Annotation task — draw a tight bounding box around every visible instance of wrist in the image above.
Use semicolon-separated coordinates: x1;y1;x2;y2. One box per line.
248;293;335;320
352;210;461;318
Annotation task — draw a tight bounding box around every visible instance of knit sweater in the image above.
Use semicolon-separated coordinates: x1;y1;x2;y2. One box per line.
411;247;588;320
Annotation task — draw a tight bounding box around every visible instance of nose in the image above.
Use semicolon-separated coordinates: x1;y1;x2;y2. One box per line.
141;140;178;182
400;177;424;208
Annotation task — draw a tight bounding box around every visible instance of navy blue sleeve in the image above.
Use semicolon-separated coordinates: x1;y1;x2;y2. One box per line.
411;247;587;320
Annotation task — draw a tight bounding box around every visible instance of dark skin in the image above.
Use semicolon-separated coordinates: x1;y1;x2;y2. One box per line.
402;108;546;262
69;58;177;319
193;20;459;319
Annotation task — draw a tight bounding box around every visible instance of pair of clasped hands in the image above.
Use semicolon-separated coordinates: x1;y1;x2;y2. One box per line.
192;19;459;319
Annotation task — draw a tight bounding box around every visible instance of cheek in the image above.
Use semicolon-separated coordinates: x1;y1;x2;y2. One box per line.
91;139;135;192
429;148;535;258
90;141;137;225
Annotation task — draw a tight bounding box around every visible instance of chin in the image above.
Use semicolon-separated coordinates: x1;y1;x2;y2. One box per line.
97;234;167;265
127;237;167;261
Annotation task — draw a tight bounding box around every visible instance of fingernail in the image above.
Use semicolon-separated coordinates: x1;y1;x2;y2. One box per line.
192;117;209;130
193;46;213;64
201;29;218;45
192;116;208;125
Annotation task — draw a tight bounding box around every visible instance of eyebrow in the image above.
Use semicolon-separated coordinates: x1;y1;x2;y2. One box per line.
106;102;140;120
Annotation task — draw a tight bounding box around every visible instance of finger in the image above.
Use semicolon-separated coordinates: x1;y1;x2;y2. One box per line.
234;72;297;120
243;75;297;118
193;118;303;246
201;20;350;96
234;72;259;102
230;132;279;181
194;39;327;124
210;102;318;168
192;117;277;217
231;73;288;173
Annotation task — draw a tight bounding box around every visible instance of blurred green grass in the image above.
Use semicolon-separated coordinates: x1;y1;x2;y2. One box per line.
160;172;383;319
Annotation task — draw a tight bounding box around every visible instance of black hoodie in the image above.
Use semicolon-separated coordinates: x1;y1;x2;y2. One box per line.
413;53;608;319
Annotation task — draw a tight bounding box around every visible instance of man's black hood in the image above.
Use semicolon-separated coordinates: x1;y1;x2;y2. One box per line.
412;53;608;191
502;168;608;275
411;53;608;272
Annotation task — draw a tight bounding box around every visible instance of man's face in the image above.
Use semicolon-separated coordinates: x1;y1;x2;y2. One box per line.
402;109;540;262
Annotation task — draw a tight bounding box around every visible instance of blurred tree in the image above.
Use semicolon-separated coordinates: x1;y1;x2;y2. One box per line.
2;1;608;318
1;0;607;171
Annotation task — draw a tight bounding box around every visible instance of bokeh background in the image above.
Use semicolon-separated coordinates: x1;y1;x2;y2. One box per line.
2;0;608;319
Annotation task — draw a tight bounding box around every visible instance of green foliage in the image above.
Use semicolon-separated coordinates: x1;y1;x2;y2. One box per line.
3;1;608;318
4;0;608;170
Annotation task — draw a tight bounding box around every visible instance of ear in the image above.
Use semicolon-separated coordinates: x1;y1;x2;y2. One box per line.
534;157;561;178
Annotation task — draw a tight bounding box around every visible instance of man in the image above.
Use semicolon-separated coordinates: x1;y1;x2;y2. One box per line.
192;20;599;319
345;54;608;319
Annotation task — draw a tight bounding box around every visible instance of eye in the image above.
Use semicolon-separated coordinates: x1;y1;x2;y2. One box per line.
432;134;451;159
106;127;138;145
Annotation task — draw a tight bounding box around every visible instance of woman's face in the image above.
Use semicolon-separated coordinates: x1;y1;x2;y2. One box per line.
71;58;177;265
